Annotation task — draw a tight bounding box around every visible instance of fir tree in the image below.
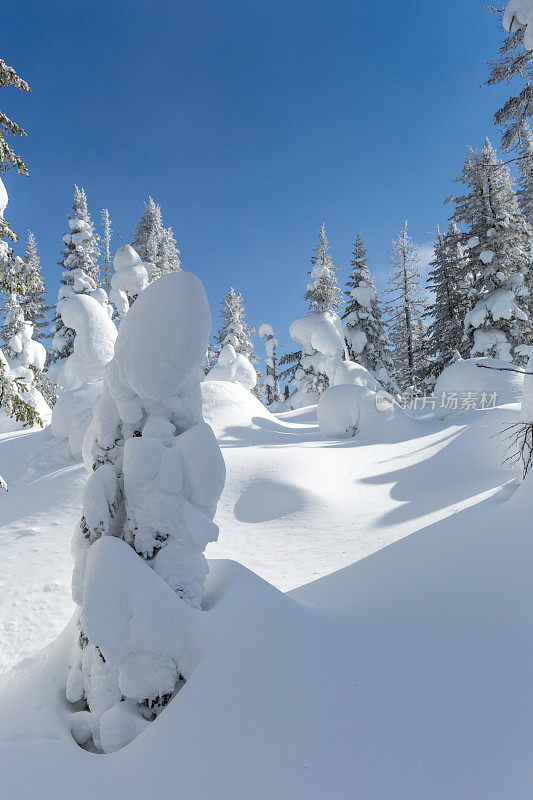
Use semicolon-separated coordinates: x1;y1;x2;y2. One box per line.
342;232;395;391
451;138;532;363
214;287;258;365
425;222;471;379
258;324;282;404
385;222;427;392
51;187;101;362
304;224;342;313
132;197;181;281
101;208;112;294
19;232;48;341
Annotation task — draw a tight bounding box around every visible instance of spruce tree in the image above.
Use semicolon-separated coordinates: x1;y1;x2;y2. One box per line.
452;138;532;363
51;187;101;362
304;223;342;313
425;222;471;379
385;222;427;392
258;324;282;404
342;232;395;391
132;197;181;281
19;232;48;341
214;287;258;365
101;208;112;294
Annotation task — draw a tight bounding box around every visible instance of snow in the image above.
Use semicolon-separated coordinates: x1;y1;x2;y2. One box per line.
479;249;494;264
1;337;533;794
521;351;533;421
49;294;117;390
332;358;381;392
505;0;533;49
257;323;274;338
204;343;257;390
109;244;149;321
318;384;381;438
467;235;480;248
0;176;7;216
434;357;524;417
289;309;344;358
50;381;102;459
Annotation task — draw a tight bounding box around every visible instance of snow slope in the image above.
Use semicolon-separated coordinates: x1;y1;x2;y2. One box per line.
0;380;531;798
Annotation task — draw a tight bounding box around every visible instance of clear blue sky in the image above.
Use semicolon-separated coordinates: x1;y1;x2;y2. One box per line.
1;0;515;358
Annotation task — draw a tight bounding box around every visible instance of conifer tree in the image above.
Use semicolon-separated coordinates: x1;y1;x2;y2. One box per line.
342;232;396;392
101;208;112;294
425;222;471;378
385;222;427;392
18;232;48;341
132;197;181;281
304;223;342;313
214;287;258;365
51;187;101;362
451;138;532;363
258;324;282;404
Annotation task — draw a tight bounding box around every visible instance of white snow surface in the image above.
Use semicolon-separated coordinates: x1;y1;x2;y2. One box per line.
505;0;533;48
0;176;7;216
205;343;257;390
317;384;397;438
289;309;345;358
1;371;533;795
434;357;523;417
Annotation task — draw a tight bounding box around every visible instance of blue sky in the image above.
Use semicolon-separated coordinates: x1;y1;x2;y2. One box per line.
1;0;516;359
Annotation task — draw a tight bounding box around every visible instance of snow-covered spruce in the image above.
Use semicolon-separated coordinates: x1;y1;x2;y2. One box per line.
132;196;181;282
205;342;257;390
342;233;396;393
385;222;428;393
425;223;471;380
67;271;225;754
51;187;109;363
289;225;344;406
100;209;112;295
19;232;48;342
109;244;149;322
452;138;532;363
258;324;281;404
212;287;259;388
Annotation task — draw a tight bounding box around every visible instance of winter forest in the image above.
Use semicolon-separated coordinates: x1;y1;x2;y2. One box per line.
1;2;533;798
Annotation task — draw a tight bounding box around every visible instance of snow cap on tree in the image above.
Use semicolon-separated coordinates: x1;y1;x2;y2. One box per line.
109;244;149;322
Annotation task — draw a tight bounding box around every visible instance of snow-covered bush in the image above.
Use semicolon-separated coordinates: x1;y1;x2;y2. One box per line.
317;384;394;439
108;244;149;322
289;310;345;407
332;359;381;392
204;342;257;390
67;271;225;754
433;357;524;419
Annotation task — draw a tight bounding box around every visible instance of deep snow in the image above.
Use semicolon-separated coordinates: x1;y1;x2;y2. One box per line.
0;377;531;797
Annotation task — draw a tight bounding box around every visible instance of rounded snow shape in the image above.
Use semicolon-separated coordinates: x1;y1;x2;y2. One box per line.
289;310;345;358
113;244;142;271
318;384;376;438
113;272;211;400
258;323;274;338
60;294;118;389
0;176;8;215
434;357;524;418
332;359;380;392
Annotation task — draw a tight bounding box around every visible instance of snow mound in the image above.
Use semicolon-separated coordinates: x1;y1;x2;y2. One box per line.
201;380;273;439
289;310;344;358
332;359;381;392
317;384;395;438
109;244;149;321
49;294;117;391
434;357;523;418
204;343;257;390
111;272;210;400
51;382;103;459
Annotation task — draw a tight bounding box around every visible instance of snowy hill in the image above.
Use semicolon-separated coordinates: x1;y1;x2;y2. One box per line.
0;378;530;797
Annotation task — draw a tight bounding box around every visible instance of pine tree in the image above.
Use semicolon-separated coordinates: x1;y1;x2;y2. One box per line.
342;232;396;391
425;222;471;379
451;138;532;363
101;208;112;294
258;324;282;404
51;187;101;362
214;287;258;364
132;197;181;281
304;224;342;313
385;222;428;392
18;232;48;341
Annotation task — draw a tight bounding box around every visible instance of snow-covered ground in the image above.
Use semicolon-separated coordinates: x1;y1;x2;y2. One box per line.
0;380;531;797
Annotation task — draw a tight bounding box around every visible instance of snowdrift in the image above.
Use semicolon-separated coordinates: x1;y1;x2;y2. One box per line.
434;356;523;418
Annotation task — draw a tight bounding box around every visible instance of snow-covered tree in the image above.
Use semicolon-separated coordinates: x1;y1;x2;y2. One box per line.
101;209;112;294
452;138;532;363
288;226;345;406
425;223;471;379
18;232;48;342
132;197;181;281
51;187;103;362
385;222;428;392
342;233;396;392
66;272;225;754
487;4;533;149
214;286;258;366
109;244;149;323
258;324;282;404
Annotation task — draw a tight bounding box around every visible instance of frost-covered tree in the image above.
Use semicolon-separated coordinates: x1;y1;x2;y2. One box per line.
385;222;427;392
258;324;282;404
425;223;471;378
101;209;112;294
342;233;396;392
132;197;181;281
51;187;103;362
452;138;532;363
487;4;533;149
214;287;258;363
18;232;48;342
66;272;225;754
288;226;345;406
109;244;149;323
